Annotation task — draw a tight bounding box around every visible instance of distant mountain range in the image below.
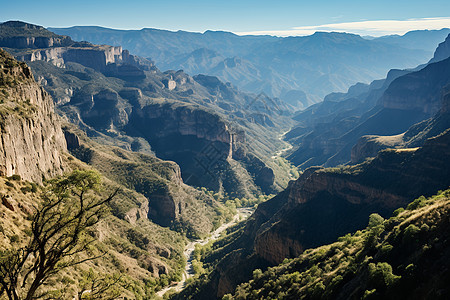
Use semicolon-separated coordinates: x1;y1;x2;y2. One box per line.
49;26;450;107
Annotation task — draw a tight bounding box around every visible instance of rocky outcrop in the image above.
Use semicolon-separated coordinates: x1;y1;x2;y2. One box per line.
77;88;129;130
350;133;404;164
15;46;122;71
288;50;450;169
125;101;251;193
63;128;224;237
0;21;73;49
1;21;154;75
64;131;81;150
351;76;450;164
3;21;287;197
381;54;450;115
0;49;66;183
162;78;176;90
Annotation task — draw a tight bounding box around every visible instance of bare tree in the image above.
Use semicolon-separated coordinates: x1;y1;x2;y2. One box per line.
0;170;118;300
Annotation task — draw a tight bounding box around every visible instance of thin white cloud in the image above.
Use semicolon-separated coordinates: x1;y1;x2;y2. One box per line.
236;17;450;37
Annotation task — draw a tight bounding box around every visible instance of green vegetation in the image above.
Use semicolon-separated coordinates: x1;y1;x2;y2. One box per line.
227;189;450;299
0;163;190;299
0;170;117;300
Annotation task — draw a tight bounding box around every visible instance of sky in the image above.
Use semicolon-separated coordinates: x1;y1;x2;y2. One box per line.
2;0;450;37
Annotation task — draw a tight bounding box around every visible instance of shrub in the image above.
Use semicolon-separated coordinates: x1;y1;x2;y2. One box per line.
9;234;19;243
8;174;21;181
406;196;426;210
368;262;401;288
403;224;420;243
392;207;404;217
368;213;384;228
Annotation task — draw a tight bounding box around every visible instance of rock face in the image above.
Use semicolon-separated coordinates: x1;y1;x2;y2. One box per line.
63;128;224;237
125;102;247;192
380;56;450;115
3;21;292;197
0;49;66;183
202;129;450;298
0;21;153;75
15;45;136;72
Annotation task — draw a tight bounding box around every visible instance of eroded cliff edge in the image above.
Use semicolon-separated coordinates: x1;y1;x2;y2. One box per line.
0;48;66;183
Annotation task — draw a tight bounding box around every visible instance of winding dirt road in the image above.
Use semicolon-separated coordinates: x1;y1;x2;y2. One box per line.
156;207;254;297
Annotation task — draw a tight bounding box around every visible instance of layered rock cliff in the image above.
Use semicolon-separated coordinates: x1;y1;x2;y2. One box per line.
0;49;66;183
0;21;73;49
2;21;292;197
125;101;252;194
1;21;154;75
380;55;450;115
351;72;450;164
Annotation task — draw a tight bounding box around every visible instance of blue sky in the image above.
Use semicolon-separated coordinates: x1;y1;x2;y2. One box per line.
2;0;450;36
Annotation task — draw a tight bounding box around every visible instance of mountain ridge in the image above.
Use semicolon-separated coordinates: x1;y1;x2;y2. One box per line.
49;25;437;101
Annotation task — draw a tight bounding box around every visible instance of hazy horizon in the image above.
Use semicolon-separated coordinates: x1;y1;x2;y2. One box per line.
2;0;450;37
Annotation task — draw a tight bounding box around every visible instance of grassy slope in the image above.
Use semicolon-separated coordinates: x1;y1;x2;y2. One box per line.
64;124;234;238
230;189;450;300
0;152;190;299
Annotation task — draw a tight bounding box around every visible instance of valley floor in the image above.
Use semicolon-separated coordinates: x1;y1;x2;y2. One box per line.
271;129;293;159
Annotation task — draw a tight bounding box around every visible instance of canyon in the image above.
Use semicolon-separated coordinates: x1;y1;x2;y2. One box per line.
2;19;450;300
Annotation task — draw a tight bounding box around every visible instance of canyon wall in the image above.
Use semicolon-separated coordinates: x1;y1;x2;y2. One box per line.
0;49;66;183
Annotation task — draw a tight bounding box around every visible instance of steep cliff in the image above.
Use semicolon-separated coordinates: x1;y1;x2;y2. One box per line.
351;74;450;164
0;21;73;49
0;49;229;297
1;21;154;75
380;55;450;115
124;101;250;191
2;21;295;198
0;49;66;183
